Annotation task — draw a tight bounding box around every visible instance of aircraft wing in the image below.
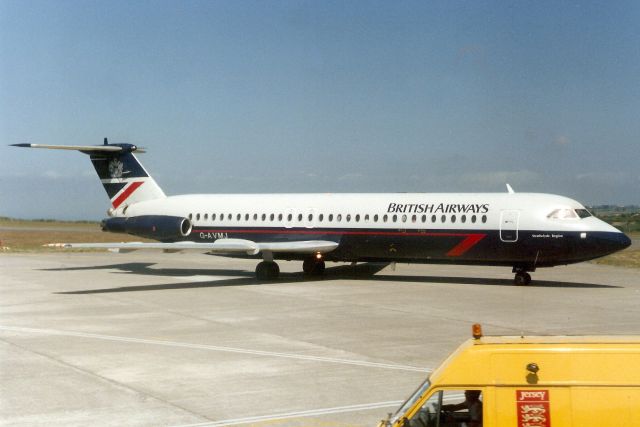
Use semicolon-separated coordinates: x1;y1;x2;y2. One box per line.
45;238;339;255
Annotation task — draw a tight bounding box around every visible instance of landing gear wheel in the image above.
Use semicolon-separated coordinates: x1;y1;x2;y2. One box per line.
514;272;531;286
256;261;280;281
303;258;325;276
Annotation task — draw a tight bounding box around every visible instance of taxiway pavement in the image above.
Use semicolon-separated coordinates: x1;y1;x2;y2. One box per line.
1;253;638;426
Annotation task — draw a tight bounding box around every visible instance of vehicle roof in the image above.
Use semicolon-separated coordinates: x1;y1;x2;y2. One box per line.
428;336;640;387
475;335;640;344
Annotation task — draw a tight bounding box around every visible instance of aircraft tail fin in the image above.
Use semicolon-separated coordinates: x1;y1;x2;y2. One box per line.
11;139;166;211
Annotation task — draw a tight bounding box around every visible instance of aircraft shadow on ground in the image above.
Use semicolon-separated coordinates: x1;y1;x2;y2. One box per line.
45;262;620;294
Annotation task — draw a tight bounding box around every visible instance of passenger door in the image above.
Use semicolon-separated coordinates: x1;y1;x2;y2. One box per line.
500;210;520;242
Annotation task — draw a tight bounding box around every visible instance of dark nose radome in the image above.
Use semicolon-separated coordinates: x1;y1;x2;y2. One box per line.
618;233;632;250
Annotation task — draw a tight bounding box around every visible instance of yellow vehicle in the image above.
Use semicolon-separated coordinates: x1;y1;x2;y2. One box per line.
380;325;640;427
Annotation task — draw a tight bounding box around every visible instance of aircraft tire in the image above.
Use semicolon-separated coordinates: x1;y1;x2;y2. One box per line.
514;272;531;286
302;258;314;274
256;261;280;281
303;259;325;276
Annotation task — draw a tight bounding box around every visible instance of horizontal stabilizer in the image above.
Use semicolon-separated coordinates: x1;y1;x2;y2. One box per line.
11;143;145;153
45;239;339;256
12;143;122;152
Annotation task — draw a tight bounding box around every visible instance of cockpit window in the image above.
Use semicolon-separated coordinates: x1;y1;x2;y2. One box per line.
547;209;578;219
575;209;592;218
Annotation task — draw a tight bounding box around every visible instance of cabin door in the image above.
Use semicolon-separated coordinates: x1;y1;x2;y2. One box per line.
500;210;520;242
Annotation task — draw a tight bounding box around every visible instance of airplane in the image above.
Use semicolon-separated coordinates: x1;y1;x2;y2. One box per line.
11;139;631;285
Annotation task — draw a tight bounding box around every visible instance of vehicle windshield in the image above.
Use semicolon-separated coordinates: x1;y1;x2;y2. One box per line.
390;379;431;423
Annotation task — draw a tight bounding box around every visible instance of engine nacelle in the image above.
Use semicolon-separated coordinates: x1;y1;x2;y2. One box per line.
101;215;192;240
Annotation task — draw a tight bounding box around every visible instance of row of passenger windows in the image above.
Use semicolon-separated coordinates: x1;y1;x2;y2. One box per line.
188;212;488;225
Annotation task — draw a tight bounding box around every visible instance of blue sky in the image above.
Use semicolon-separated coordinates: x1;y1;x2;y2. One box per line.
1;1;639;219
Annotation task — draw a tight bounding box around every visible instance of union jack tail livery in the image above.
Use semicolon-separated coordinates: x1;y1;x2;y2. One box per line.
11;138;165;212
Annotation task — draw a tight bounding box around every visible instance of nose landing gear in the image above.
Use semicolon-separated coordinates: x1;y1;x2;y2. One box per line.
513;266;533;285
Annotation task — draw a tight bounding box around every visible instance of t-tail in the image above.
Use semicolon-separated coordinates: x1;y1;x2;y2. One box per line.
11;138;165;212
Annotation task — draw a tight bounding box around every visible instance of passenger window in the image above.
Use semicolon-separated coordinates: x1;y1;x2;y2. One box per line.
431;215;436;223
346;214;351;222
189;213;193;220
364;214;369;221
227;214;232;220
270;213;275;221
308;214;313;221
421;214;427;223
482;215;487;223
412;215;417;223
471;215;476;223
212;214;216;221
406;389;483;427
245;213;249;221
328;214;334;222
196;213;201;221
461;215;466;223
220;213;224;222
237;214;241;221
337;214;342;222
319;214;324;222
441;215;446;223
374;214;379;222
287;213;292;221
451;215;456;223
356;214;361;222
204;213;208;220
298;213;303;221
402;214;407;222
262;214;267;221
278;213;283;221
392;214;398;222
253;213;258;220
383;214;388;222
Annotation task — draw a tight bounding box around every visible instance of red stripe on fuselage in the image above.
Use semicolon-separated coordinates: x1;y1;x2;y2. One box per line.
446;234;486;256
112;181;144;208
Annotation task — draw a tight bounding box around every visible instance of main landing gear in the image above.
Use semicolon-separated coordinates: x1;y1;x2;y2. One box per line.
255;254;326;281
256;260;280;281
303;255;326;276
513;266;532;286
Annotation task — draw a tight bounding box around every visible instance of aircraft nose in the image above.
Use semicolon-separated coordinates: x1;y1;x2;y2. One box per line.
576;231;632;261
600;232;631;253
617;233;632;250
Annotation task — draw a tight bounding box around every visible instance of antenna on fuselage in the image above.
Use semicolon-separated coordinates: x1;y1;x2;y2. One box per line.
506;183;515;194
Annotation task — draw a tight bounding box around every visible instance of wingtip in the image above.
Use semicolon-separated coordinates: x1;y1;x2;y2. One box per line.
10;143;32;148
